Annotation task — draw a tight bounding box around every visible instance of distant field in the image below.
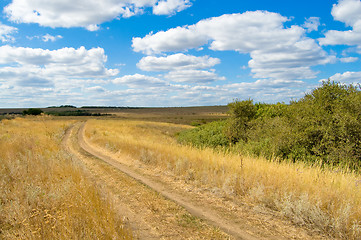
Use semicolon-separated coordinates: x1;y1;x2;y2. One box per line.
0;106;229;125
0;107;79;114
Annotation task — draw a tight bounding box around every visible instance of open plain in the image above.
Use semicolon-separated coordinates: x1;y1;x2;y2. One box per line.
3;107;356;239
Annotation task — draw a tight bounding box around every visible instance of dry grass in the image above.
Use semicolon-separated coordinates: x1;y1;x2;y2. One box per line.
0;117;132;239
85;119;361;239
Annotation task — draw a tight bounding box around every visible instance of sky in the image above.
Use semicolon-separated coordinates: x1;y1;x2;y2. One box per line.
0;0;361;108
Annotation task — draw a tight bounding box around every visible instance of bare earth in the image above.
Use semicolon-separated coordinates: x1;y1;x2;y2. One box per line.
63;121;329;240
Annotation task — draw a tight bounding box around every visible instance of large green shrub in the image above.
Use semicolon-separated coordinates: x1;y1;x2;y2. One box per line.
288;80;361;167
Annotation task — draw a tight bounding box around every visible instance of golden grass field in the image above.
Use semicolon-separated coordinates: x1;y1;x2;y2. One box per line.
2;109;361;239
84;119;361;239
0;116;133;239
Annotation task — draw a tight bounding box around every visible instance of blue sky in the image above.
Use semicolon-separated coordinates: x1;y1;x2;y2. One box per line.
0;0;360;107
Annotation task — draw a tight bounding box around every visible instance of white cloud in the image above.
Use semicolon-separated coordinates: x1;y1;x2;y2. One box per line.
0;22;17;42
4;0;191;30
332;0;361;29
320;30;361;46
224;79;307;102
0;45;118;88
153;0;192;15
27;34;63;42
133;11;333;81
137;53;220;71
0;73;309;107
249;38;333;80
113;73;168;87
132;26;208;54
303;17;320;32
225;79;304;90
165;69;225;83
133;11;294;54
327;71;361;84
42;34;63;42
86;86;107;93
339;56;359;62
319;0;361;47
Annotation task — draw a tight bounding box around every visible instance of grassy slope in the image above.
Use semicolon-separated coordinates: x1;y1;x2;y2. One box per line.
85;119;361;239
0;117;132;239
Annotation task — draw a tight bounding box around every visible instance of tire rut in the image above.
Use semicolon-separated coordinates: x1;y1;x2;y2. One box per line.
63;123;160;239
63;122;232;239
75;121;258;240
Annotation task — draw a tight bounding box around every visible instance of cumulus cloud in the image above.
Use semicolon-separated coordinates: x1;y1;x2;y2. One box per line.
132;26;208;54
303;17;320;32
339;56;359;62
133;11;333;81
153;0;192;15
249;38;332;80
0;45;118;87
332;0;361;29
133;11;293;54
137;53;220;71
42;34;63;42
319;0;361;47
113;73;168;87
327;71;361;84
27;34;63;42
4;0;191;30
164;69;225;83
225;79;305;90
85;86;107;93
224;79;307;102
0;22;17;42
320;30;361;46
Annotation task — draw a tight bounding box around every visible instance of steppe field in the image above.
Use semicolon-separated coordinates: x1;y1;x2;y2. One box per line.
1;107;361;239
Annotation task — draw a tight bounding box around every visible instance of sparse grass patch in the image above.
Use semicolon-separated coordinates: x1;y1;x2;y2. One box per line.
85;119;361;239
177;213;203;229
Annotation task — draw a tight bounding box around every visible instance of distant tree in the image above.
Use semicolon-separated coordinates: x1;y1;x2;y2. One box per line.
23;108;43;116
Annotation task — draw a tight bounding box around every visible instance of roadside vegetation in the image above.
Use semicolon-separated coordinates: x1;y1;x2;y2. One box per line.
180;80;361;170
84;81;361;239
0;117;132;239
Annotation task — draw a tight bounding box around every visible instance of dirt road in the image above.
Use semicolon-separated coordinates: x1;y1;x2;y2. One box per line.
63;121;327;240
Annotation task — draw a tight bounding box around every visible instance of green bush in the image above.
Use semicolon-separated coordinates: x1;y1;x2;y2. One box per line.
287;80;361;167
178;120;229;148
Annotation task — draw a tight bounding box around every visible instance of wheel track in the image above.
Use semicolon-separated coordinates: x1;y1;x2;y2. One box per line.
72;121;258;240
63;122;162;239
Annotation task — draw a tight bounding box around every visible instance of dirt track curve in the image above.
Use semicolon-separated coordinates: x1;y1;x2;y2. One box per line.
63;121;326;240
64;122;256;239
